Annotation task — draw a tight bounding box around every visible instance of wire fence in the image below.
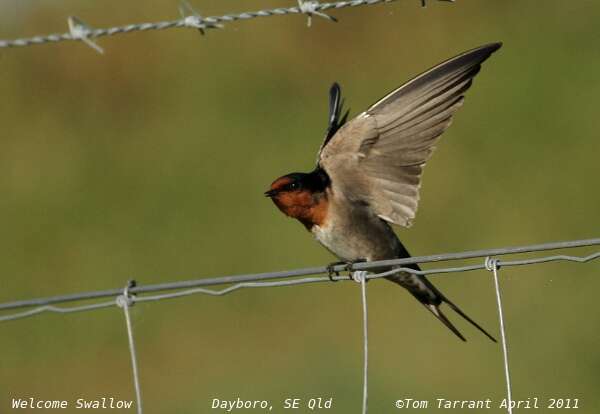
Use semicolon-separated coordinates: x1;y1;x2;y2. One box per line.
0;0;452;53
1;238;599;414
3;2;595;413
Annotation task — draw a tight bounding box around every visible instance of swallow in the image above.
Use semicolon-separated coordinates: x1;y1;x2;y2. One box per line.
265;43;502;342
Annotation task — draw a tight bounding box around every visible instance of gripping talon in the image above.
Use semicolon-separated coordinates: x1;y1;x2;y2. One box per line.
345;258;367;271
327;262;341;282
345;258;367;281
326;259;367;282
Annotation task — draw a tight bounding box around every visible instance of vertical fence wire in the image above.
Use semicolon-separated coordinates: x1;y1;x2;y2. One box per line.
486;258;513;414
354;271;369;414
116;283;144;414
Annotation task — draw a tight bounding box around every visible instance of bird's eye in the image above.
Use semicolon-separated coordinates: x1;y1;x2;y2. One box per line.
288;182;299;191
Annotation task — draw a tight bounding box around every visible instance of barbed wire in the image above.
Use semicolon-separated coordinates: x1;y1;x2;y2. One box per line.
0;0;453;53
2;238;599;414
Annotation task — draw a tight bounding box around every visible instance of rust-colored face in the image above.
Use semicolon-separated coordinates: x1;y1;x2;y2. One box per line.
265;173;329;229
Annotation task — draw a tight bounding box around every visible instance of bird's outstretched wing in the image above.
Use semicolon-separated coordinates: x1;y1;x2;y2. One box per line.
318;43;502;227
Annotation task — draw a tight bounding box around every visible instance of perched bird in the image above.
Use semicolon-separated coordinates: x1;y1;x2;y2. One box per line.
265;43;501;342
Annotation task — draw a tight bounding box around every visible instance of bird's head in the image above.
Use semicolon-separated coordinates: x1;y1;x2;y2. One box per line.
265;170;330;226
265;173;311;212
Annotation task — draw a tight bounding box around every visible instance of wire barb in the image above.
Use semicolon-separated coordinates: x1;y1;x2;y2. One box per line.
67;16;103;54
179;1;222;35
486;258;513;414
117;280;143;414
298;0;337;27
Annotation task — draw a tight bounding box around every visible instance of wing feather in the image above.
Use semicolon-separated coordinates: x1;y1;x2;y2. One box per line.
318;43;501;226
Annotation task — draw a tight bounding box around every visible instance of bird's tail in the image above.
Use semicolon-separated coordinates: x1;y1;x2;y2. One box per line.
386;263;497;343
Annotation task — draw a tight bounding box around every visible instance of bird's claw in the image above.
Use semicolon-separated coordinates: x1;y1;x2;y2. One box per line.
326;262;343;282
326;259;367;282
346;258;368;282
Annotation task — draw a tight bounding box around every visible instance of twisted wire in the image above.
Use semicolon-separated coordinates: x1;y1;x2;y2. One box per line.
0;0;453;50
1;241;598;323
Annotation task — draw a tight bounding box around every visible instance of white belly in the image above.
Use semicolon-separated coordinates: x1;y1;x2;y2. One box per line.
312;223;358;261
311;216;401;262
310;191;402;262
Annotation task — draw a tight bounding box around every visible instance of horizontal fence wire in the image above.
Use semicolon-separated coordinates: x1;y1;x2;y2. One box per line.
0;0;452;52
2;238;599;414
1;238;599;323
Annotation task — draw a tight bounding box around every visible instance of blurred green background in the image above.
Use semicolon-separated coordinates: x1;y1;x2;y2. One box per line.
1;0;599;412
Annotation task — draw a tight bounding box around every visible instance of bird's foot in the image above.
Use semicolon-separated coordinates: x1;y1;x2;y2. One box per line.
326;259;367;282
346;258;368;282
345;258;367;271
326;261;344;282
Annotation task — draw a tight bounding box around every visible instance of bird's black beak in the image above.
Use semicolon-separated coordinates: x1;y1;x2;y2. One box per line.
264;189;278;198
